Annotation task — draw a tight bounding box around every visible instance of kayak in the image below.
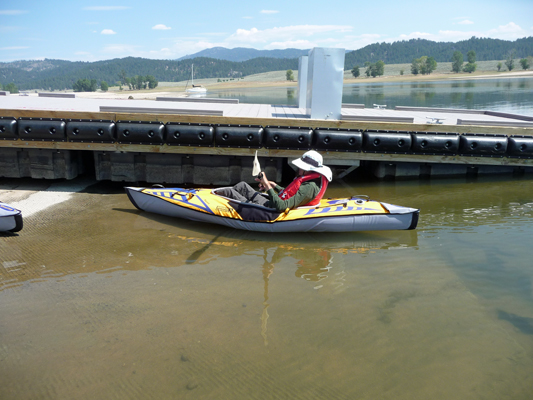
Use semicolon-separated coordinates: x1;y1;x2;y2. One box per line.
126;186;419;233
125;186;419;233
0;202;23;233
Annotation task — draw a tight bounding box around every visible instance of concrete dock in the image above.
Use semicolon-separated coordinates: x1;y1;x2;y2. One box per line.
1;94;533;184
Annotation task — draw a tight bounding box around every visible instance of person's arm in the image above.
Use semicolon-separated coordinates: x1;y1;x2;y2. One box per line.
266;182;318;211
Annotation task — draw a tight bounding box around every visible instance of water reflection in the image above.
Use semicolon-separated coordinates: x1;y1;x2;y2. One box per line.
144;215;419;265
261;248;273;345
410;88;436;102
450;91;462;104
207;77;533;116
340;78;532;113
286;88;295;99
141;220;418;346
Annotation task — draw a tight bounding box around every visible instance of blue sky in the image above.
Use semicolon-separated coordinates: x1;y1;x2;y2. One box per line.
1;0;532;62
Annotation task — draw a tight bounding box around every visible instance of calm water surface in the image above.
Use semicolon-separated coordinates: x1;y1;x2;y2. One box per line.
208;77;533;116
1;176;533;399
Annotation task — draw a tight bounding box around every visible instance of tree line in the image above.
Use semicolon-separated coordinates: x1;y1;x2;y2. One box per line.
0;82;19;93
344;36;533;67
348;49;532;79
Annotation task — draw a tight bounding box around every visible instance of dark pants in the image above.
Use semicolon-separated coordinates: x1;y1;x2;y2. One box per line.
218;182;269;206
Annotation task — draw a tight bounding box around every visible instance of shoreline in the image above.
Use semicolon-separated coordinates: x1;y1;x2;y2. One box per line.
346;70;533;83
37;70;533;101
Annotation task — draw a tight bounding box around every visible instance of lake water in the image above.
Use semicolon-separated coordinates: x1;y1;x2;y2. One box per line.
207;77;533;117
1;75;532;399
1;175;533;399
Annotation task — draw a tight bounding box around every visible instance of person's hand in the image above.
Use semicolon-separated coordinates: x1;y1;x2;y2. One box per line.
255;172;272;190
258;182;272;191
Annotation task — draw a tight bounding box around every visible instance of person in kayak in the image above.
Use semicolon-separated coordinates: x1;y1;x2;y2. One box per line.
218;150;332;211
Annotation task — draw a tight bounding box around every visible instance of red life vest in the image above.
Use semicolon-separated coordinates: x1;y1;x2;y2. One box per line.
278;172;328;207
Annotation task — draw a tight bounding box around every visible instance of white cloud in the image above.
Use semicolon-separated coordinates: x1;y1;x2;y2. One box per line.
0;10;27;15
395;30;476;43
226;25;352;45
83;6;130;11
230;27;260;43
102;44;139;54
101;29;117;35
265;40;313;50
488;22;526;38
336;33;382;51
148;48;174;58
457;20;474;25
153;24;171;30
261;10;279;14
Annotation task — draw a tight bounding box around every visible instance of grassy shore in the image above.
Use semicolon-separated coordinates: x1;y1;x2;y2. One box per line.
71;60;532;100
169;59;532;88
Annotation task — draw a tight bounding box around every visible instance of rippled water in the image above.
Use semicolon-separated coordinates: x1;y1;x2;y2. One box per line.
1;176;533;399
207;77;533;117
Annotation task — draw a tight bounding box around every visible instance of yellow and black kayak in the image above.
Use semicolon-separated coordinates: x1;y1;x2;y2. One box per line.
125;186;419;233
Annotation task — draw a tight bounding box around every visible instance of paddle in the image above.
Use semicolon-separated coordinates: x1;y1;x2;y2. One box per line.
253;150;263;180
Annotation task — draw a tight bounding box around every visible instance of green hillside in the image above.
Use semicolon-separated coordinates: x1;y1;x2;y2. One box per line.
0;57;299;91
344;36;533;67
1;36;531;91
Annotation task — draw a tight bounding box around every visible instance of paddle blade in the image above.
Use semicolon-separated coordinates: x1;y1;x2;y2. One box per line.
252;151;261;177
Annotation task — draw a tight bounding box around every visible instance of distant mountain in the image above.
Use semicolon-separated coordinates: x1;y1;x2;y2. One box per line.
179;47;310;62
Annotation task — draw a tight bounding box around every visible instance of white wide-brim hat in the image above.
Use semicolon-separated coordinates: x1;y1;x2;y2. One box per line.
291;150;332;182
